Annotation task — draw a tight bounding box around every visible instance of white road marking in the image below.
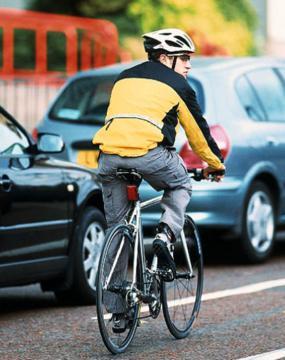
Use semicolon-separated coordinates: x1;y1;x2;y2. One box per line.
237;348;285;360
92;278;285;320
189;278;285;304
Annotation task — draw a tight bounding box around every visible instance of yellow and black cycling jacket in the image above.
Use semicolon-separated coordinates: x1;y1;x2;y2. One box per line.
93;61;223;169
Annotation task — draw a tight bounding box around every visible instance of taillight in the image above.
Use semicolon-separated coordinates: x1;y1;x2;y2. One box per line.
32;128;38;141
127;185;139;201
179;124;230;169
210;125;231;160
179;142;207;169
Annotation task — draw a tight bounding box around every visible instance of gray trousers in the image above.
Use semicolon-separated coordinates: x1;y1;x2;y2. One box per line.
98;146;192;238
98;146;192;313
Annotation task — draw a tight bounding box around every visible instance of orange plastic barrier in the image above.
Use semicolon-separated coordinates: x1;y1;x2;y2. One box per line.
0;8;120;77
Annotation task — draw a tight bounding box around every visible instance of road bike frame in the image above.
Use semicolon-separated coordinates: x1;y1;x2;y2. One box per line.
104;193;194;302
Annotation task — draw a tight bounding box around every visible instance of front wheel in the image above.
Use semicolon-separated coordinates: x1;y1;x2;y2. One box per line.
161;215;203;339
96;224;142;354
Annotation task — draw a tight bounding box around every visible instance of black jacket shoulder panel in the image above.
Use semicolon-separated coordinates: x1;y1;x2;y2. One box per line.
117;61;187;91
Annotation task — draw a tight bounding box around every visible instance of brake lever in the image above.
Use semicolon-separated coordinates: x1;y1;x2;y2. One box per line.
190;169;204;181
189;168;225;182
207;169;225;182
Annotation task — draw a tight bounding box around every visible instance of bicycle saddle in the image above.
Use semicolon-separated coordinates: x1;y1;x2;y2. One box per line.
116;168;142;186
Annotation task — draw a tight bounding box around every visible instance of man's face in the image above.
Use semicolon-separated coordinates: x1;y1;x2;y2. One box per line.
159;53;192;78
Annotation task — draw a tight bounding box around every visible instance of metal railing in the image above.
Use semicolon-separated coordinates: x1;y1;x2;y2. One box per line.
0;77;64;131
0;9;130;131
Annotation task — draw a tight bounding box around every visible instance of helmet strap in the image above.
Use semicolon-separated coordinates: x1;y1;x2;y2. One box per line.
171;56;178;70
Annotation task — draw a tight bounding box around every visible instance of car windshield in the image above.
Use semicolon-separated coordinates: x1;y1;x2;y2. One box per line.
49;75;116;124
49;74;204;124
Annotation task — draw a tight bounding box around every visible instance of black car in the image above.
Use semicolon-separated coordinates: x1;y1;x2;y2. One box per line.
0;106;106;304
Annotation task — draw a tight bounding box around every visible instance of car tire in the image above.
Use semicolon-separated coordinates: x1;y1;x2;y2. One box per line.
240;181;276;263
55;207;107;305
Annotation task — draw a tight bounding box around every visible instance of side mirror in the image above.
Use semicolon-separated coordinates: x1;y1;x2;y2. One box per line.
37;133;64;153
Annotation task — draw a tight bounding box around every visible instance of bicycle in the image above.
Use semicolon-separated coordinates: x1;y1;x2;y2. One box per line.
96;167;224;354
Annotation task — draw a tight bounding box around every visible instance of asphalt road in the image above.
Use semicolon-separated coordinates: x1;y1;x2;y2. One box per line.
1;241;285;360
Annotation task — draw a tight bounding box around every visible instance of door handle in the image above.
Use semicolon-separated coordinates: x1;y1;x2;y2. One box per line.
0;175;12;192
266;137;279;147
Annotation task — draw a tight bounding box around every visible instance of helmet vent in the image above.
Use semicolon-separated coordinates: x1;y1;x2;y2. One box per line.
149;39;161;46
175;35;190;46
166;40;182;48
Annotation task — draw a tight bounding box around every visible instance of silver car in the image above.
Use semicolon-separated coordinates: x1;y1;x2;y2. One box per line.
36;57;285;263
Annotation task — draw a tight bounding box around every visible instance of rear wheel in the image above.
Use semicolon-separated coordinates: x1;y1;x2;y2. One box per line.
161;216;203;339
240;181;275;263
96;224;142;354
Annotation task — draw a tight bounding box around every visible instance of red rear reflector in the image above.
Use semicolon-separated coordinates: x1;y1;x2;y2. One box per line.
127;185;139;201
32;128;38;141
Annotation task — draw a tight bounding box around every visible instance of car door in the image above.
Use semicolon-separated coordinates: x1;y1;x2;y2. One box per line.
0;108;70;277
245;67;285;218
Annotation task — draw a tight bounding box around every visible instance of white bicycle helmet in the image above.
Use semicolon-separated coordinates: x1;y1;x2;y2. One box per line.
142;28;195;54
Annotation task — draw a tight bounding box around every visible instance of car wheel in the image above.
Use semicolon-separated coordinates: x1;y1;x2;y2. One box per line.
240;181;275;263
56;207;107;305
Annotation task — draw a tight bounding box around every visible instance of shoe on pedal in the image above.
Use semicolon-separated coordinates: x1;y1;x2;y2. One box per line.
112;313;127;333
153;223;176;277
112;309;135;333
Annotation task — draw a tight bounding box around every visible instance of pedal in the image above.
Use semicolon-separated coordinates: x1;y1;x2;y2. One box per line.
156;268;175;282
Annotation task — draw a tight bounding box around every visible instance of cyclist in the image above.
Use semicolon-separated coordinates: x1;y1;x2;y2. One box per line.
93;28;225;332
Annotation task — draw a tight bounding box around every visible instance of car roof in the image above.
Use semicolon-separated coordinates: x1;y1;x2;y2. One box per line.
191;56;285;70
72;56;285;80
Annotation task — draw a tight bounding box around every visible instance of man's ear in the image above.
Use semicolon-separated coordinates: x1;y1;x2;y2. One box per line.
159;53;168;64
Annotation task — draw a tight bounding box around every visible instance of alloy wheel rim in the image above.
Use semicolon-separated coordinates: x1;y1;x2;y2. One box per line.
83;222;105;290
246;191;274;253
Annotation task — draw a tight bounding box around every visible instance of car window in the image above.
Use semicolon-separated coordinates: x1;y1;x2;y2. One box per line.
0;113;30;155
246;68;285;123
235;75;266;121
50;74;205;123
49;76;115;123
188;78;205;114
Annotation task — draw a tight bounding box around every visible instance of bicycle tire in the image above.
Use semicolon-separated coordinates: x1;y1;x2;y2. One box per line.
161;215;203;339
96;224;142;354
